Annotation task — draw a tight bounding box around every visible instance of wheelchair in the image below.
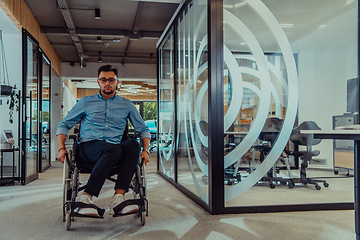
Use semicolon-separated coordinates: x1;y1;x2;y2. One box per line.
62;126;148;231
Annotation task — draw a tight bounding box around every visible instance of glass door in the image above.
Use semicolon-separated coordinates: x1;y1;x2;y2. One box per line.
21;30;39;184
39;54;51;172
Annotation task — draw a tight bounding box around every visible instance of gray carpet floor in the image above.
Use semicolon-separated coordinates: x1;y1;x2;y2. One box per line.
0;153;356;240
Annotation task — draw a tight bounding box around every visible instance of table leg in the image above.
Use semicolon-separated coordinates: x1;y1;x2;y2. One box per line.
355;140;359;240
1;152;3;179
12;147;15;185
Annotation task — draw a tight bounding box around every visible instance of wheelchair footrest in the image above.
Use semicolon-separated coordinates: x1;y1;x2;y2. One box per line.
71;202;105;218
113;199;145;217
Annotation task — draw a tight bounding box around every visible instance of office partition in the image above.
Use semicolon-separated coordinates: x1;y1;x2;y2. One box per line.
157;0;359;214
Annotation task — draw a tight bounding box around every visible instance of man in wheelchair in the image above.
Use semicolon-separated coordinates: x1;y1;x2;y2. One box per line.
56;64;150;218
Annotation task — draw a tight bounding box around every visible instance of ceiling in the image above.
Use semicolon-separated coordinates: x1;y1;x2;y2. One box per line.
23;0;181;98
22;0;357;99
25;0;180;65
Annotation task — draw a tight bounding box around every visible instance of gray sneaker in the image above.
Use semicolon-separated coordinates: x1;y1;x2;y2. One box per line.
110;194;139;215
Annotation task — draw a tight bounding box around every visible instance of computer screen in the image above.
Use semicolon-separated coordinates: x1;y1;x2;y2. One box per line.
347;78;359;113
5;132;13;139
3;130;14;144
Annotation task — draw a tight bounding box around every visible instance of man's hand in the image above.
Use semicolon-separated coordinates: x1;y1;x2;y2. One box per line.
140;150;149;166
57;148;68;163
57;134;68;163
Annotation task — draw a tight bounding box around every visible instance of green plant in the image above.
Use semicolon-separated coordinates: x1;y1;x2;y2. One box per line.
143;102;157;121
6;85;19;124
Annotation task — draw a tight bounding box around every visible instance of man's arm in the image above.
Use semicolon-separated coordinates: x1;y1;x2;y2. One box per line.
57;134;68;163
140;137;150;165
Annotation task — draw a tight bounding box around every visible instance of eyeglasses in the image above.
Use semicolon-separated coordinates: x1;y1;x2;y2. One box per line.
98;78;116;84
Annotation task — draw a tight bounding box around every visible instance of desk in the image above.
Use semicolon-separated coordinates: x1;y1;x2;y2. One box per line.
0;147;20;185
301;130;360;240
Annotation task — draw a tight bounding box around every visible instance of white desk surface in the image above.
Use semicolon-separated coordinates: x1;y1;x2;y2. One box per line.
301;130;360;141
301;130;360;135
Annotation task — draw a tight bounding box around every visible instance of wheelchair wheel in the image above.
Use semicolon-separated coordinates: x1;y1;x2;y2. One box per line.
71;166;80;207
62;152;71;221
136;163;147;225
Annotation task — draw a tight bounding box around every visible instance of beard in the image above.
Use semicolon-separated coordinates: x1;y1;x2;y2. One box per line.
101;89;115;95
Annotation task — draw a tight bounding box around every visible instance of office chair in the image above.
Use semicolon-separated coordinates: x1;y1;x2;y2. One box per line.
250;117;294;188
199;120;240;185
285;121;329;190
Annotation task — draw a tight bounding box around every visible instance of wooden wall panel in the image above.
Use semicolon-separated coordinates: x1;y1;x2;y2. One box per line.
0;0;21;29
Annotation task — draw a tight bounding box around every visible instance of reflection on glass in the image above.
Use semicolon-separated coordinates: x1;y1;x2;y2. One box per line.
159;28;175;180
26;38;38;177
223;0;357;207
41;58;50;171
176;1;209;203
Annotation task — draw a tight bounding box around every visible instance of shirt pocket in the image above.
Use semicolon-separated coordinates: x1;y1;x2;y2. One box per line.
86;108;105;125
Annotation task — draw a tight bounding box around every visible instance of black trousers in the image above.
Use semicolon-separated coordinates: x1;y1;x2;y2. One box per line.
76;139;140;197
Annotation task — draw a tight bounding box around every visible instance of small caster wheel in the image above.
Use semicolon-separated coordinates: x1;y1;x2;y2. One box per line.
270;184;275;189
315;185;321;190
346;172;350;177
66;211;71;231
288;182;295;189
324;182;329;187
334;170;339;175
140;211;146;226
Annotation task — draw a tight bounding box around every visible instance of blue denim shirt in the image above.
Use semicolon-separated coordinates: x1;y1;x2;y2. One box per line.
56;92;150;144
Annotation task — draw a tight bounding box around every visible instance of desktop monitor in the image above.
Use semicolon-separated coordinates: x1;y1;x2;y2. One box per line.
3;130;15;145
347;78;359;113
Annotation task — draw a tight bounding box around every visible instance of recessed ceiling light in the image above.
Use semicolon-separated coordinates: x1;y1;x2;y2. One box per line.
318;25;326;29
95;8;100;20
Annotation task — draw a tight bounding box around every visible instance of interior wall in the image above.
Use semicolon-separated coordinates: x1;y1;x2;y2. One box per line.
50;72;61;161
63;84;77;117
0;7;22;167
297;43;357;168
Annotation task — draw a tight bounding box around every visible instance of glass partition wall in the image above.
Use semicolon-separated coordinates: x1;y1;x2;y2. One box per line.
157;0;358;214
21;29;52;184
39;54;51;172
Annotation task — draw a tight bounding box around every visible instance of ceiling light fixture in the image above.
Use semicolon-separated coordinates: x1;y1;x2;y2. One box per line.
95;8;100;20
98;51;102;62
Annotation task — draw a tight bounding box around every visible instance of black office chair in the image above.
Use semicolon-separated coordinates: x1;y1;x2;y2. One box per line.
199;120;240;185
251;117;294;188
285;121;329;190
62;121;148;230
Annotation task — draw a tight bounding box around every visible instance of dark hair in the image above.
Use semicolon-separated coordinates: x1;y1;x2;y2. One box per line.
98;64;118;77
